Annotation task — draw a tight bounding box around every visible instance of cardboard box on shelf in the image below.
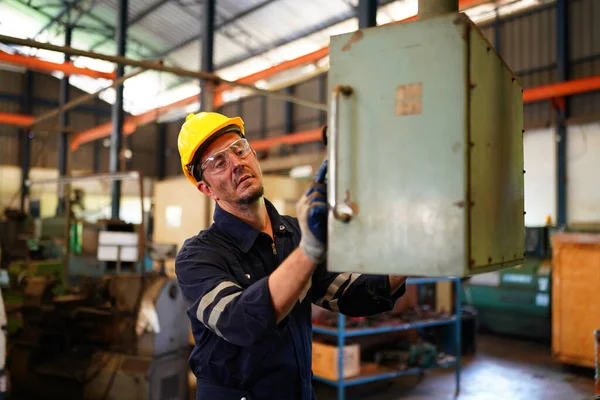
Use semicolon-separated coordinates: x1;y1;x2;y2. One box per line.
312;341;360;381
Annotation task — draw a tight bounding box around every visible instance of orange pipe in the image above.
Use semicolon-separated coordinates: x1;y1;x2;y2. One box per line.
0;112;34;127
71;95;199;150
523;76;600;103
249;128;323;152
213;47;331;108
0;52;116;80
69;119;137;149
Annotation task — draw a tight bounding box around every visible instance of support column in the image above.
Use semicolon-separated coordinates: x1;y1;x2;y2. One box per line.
284;85;295;156
19;71;33;212
57;25;72;215
200;0;216;112
494;8;501;54
318;73;327;150
318;73;327;127
418;0;458;19
157;123;167;180
109;0;128;219
556;0;569;226
200;0;216;229
284;85;295;134
358;0;377;29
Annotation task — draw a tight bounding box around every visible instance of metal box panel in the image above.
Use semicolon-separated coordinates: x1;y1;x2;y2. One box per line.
326;13;524;277
468;23;525;273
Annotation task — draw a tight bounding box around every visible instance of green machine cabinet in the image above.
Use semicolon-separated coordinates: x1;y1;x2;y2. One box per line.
326;13;524;277
463;257;552;341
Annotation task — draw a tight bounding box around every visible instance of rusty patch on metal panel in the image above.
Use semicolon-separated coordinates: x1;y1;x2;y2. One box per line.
345;190;359;214
341;31;364;52
395;83;422;116
454;201;465;208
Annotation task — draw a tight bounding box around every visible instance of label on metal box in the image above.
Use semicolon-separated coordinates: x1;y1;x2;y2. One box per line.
396;83;422;116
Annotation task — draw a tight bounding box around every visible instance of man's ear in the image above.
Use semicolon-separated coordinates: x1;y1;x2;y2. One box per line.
196;179;218;201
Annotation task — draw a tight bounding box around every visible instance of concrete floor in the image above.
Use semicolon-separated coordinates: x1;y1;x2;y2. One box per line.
314;334;595;400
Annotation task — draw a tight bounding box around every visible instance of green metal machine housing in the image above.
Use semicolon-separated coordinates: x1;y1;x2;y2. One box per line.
463;227;552;341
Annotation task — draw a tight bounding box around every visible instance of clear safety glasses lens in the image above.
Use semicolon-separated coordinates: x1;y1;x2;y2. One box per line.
200;138;251;174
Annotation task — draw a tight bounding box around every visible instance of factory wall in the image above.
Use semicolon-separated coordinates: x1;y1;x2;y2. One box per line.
0;67;161;191
524;122;600;227
0;69;112;171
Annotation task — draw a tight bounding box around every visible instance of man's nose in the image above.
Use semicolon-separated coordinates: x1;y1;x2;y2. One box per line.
229;152;244;172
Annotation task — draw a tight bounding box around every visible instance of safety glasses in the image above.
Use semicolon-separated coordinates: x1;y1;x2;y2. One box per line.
196;138;252;176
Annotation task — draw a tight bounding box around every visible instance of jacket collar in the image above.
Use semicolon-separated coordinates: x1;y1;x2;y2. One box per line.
213;198;293;253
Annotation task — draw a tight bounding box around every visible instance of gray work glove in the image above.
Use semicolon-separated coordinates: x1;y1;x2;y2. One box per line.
297;160;328;264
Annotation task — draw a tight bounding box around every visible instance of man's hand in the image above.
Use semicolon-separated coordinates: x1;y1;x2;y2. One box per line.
297;160;328;263
268;160;328;324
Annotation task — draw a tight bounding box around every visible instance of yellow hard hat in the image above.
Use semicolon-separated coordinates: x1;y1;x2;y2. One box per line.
178;111;245;186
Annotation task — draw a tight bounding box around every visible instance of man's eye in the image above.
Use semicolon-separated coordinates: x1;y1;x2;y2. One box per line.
214;158;226;168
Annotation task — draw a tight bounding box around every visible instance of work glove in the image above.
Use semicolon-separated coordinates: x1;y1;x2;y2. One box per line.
297;160;328;264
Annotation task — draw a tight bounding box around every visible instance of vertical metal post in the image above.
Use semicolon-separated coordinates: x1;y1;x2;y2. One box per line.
337;312;346;400
200;0;216;112
494;8;501;54
418;0;458;19
57;24;72;215
358;0;377;29
110;0;128;219
455;278;462;396
200;0;216;228
19;71;33;212
556;0;569;226
157;123;167;180
318;73;327;128
284;86;295;155
284;85;295;134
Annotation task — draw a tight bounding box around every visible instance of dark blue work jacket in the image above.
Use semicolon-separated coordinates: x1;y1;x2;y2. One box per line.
175;199;406;400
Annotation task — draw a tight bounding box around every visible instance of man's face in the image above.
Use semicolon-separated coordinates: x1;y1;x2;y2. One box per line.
196;132;264;206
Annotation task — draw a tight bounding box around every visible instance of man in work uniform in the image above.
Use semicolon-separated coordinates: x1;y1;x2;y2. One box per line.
175;111;407;400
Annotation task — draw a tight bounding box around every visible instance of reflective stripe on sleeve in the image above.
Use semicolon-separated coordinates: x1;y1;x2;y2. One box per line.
315;273;362;311
196;281;241;323
327;273;361;311
208;291;242;339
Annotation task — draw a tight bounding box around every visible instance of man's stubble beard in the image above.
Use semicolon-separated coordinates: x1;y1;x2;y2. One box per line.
237;184;264;205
